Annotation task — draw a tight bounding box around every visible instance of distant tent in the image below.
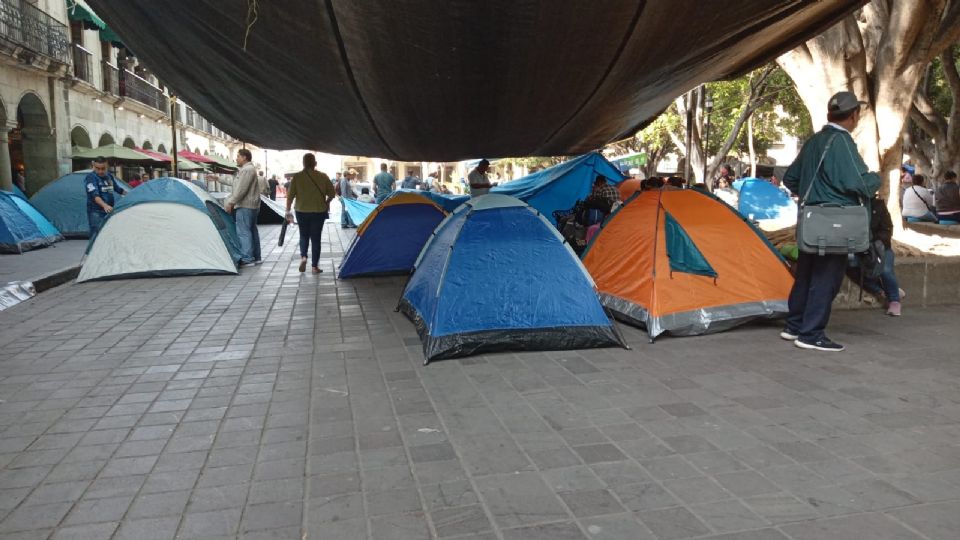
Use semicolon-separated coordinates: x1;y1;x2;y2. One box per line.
582;189;793;340
0;191;63;254
399;194;623;362
735;178;797;222
258;195;288;224
343;198;377;225
339;192;448;278
77;178;241;281
492;152;627;224
30;171;132;238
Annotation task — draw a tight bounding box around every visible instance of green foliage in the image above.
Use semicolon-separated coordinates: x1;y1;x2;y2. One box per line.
625;65;811;163
923;48;958;117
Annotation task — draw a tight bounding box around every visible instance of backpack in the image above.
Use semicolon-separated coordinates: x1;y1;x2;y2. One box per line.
335;179;342;197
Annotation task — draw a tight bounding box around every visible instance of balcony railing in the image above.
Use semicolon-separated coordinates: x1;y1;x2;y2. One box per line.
121;69;168;112
71;43;93;83
0;0;71;64
102;61;119;95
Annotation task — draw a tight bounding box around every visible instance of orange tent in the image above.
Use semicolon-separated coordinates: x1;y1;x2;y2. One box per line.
618;178;642;201
582;189;793;340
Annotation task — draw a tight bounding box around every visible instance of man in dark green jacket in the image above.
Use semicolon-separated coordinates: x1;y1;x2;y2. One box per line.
781;91;881;352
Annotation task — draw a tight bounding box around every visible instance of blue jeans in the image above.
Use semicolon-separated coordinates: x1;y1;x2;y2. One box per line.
234;207;261;263
375;192;390;204
848;248;900;302
786;253;847;341
340;198;355;227
87;211;106;237
297;211;328;267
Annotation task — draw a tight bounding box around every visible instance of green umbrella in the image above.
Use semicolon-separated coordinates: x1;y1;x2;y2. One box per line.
177;159;208;171
72;144;163;163
204;154;238;171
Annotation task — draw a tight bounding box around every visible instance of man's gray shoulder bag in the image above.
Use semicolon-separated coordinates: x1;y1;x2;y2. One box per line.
796;134;870;257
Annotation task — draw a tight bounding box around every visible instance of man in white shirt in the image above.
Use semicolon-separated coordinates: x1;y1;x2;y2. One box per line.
468;159;492;196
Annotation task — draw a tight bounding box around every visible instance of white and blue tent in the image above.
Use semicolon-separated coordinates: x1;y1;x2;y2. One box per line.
0;191;62;253
77;178;242;282
399;194;624;363
492;152;627;224
31;171;132;238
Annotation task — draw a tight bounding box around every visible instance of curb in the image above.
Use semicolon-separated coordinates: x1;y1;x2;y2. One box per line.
30;264;81;293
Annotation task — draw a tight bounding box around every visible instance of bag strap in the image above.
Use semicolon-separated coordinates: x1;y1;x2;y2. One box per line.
911;186;937;214
304;170;326;196
801;133;839;206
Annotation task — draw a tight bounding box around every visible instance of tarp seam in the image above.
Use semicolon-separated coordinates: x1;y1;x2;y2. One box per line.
322;0;399;159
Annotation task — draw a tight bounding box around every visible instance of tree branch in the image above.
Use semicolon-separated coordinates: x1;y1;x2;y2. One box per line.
910;104;944;141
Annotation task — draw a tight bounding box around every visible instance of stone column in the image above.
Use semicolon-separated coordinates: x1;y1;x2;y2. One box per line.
0;125;13;191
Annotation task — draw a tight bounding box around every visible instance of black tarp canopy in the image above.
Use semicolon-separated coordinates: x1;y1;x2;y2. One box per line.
87;1;865;161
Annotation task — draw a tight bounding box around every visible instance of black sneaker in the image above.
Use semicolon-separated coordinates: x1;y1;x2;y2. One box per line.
795;337;845;352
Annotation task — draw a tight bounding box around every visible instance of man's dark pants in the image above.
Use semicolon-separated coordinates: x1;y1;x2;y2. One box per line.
786;252;847;341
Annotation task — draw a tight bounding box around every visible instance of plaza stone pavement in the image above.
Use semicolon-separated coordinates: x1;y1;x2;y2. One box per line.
0;218;959;540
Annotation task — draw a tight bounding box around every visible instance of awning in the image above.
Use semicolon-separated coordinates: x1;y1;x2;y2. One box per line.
176;150;216;164
203;154;238;171
135;148;207;171
66;1;105;31
98;27;125;48
72;144;163;162
85;1;867;160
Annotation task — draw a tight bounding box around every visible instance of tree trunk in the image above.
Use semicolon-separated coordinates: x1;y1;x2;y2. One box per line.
778;0;960;237
748;115;757;177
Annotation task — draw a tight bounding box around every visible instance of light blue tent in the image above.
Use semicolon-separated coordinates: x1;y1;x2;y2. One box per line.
399;194;624;363
30;170;132;238
735;178;797;221
343;198;377;225
492;152;627;224
78;178;241;281
0;191;63;253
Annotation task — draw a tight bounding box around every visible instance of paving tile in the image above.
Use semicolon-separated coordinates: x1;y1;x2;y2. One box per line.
431;505;492;537
475;472;570;528
369;512;431;540
502;521;588;540
610;482;679;512
50;522;119;540
580;513;655;540
689;500;768;534
742;494;818;524
558;489;625;517
663;476;733;504
780;512;926;540
714;470;782;497
637;507;711;540
839;478;920;511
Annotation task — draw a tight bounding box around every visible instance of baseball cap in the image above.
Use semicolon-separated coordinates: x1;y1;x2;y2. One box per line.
828;91;867;114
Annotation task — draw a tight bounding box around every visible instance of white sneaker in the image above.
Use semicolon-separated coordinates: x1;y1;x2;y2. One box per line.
780;330;798;341
238;261;255;268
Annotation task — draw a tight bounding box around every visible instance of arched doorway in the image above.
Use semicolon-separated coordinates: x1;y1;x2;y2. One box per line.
122;137;136;149
142;140;153;150
71;126;92;149
9;93;57;194
157;143;167;154
98;132;115;146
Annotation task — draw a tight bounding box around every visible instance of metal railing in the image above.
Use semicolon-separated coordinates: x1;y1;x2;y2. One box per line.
71;43;93;83
121;68;168;112
0;0;71;64
102;61;119;95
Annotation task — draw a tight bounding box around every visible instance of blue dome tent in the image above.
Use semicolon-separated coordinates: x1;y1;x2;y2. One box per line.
735;178;797;221
0;191;63;254
399;194;624;363
30;171;132;238
492;152;627;224
339;192;450;278
77;178;241;281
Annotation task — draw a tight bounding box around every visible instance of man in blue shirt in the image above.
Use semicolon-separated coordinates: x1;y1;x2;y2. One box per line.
85;156;126;236
374;163;395;204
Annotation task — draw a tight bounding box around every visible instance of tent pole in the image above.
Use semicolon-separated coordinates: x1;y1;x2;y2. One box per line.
169;96;178;177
